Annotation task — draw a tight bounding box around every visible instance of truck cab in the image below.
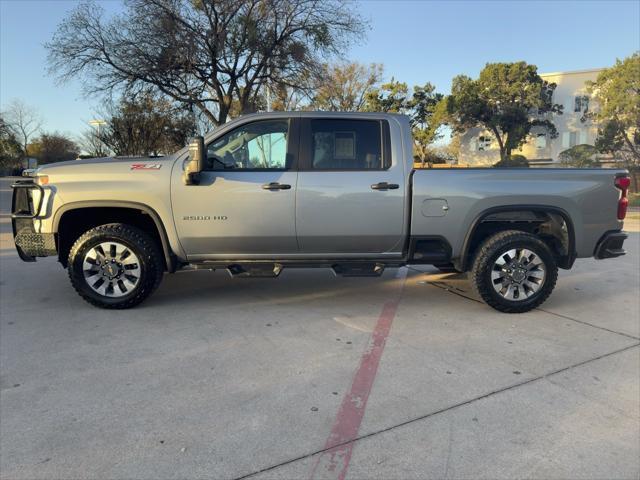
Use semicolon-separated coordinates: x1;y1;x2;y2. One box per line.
173;112;407;259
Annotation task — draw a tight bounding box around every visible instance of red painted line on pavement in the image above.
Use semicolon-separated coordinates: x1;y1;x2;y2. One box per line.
310;268;408;480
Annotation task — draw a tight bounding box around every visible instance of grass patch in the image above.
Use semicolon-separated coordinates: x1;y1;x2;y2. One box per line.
630;193;640;208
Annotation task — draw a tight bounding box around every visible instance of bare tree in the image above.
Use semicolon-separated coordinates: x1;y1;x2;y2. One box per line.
0;116;23;171
311;62;384;111
78;128;111;158
47;0;367;126
96;92;196;157
3;99;42;157
28;132;79;164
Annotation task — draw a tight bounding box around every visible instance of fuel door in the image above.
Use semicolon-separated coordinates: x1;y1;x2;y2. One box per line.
421;198;449;217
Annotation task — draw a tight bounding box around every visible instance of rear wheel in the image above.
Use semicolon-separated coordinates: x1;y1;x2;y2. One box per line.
471;230;558;313
68;223;163;309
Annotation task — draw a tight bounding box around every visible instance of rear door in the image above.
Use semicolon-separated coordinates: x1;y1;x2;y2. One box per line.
295;117;406;255
172;117;299;258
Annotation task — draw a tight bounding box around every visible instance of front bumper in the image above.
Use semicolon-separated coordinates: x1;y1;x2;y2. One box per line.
11;180;57;261
594;231;627;260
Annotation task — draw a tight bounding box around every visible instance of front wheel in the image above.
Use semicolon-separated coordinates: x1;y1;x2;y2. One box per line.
471;230;558;313
68;223;164;309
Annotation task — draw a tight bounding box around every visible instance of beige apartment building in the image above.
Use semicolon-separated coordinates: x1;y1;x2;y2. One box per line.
457;68;616;167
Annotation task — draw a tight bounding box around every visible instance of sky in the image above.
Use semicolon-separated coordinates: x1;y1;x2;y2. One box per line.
1;0;639;139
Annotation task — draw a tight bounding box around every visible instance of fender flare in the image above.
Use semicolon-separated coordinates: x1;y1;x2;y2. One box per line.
53;200;177;273
458;204;577;271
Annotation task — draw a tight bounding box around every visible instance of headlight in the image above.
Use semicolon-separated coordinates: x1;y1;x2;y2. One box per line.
35;175;49;186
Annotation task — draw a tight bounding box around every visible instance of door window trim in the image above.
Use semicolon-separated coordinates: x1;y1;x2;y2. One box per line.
298;118;392;172
203;117;300;172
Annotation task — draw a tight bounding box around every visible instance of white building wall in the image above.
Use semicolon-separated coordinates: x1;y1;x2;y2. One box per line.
458;68;609;166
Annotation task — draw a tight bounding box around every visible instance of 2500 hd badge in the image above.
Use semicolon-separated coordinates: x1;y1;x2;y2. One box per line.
182;215;227;221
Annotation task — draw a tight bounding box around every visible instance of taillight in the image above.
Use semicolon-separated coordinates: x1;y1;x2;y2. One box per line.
615;175;631;220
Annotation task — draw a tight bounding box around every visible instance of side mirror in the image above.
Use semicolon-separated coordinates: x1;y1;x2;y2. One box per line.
184;136;204;185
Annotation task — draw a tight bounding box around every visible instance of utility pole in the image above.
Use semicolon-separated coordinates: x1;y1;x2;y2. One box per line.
265;62;272;112
266;83;272;112
89;119;107;158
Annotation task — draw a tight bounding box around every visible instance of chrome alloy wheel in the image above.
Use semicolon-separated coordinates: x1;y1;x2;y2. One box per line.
83;241;141;297
491;248;546;301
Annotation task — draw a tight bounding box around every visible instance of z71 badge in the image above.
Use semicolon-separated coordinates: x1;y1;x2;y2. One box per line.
130;163;162;170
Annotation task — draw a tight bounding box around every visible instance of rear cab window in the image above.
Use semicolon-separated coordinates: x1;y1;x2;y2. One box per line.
303;119;390;170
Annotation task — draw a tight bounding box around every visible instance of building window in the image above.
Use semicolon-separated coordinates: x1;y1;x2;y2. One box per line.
574;95;589;113
477;135;492;151
562;131;579;148
579;130;588;145
535;133;547;149
570;132;578;147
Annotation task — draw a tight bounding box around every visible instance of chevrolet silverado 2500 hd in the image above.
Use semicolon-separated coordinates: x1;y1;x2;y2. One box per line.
11;112;631;312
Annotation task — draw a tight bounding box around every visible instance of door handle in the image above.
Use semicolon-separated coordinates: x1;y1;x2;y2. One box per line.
262;182;291;190
371;182;399;190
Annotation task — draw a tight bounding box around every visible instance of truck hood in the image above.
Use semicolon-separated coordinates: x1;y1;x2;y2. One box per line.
39;155;175;170
36;155;180;179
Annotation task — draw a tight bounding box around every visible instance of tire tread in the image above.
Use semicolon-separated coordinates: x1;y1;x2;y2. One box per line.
471;230;558;313
67;223;163;309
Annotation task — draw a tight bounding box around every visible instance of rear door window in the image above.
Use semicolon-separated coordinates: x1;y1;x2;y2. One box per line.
309;119;385;170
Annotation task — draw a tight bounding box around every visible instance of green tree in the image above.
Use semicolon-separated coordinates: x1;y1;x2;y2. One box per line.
587;53;639;185
493;154;529;168
311;62;383;111
439;62;563;162
47;0;366;126
558;144;600;168
364;79;409;113
408;84;444;162
98;92;196;157
364;80;443;162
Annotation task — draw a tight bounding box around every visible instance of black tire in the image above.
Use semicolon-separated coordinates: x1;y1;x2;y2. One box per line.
433;263;459;273
68;223;164;309
471;230;558;313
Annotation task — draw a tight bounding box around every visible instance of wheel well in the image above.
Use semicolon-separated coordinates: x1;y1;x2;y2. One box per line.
458;209;574;271
57;207;169;270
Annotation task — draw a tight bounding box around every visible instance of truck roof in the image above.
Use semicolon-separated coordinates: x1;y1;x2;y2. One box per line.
201;111;410;145
234;111;409;121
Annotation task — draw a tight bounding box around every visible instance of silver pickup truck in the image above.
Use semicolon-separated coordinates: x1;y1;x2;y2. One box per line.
12;112;631;313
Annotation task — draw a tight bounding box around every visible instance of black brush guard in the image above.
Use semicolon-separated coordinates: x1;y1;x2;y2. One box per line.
11;180;56;261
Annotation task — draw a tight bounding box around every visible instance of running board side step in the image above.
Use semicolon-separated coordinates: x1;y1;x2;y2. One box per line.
227;263;283;278
331;263;385;277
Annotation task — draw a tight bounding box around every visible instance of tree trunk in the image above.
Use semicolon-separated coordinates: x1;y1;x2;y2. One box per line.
489;126;507;161
217;106;228;126
621;133;639;192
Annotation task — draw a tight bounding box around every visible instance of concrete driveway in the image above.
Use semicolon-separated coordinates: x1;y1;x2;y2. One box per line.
1;177;638;479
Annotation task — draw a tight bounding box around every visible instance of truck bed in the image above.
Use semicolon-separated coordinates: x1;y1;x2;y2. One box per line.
410;168;626;260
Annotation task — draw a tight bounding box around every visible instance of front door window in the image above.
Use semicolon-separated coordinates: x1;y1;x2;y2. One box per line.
206;120;289;170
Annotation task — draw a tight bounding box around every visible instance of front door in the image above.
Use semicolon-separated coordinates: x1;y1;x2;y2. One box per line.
172;117;299;259
295;117;406;255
